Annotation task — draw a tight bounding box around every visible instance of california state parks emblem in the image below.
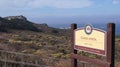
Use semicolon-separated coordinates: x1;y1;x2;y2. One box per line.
84;24;92;35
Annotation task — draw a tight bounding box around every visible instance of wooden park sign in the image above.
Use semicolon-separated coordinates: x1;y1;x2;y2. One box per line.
71;23;115;67
74;24;106;56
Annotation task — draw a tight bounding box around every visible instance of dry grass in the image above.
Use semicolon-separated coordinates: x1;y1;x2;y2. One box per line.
0;30;120;67
53;60;71;67
115;62;120;67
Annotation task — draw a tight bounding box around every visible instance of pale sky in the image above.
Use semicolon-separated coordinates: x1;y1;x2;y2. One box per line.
0;0;120;16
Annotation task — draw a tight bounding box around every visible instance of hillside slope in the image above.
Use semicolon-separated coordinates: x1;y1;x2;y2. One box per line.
0;15;70;36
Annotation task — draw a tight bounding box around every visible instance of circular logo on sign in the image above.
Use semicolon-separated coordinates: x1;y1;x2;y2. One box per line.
85;24;92;35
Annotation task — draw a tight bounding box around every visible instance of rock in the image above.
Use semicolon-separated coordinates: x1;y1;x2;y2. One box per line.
4;15;27;21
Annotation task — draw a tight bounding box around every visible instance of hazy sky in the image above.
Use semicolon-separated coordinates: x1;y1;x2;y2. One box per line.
0;0;120;25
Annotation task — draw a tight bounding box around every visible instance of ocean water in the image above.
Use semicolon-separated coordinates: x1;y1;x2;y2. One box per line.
34;15;120;35
49;23;120;35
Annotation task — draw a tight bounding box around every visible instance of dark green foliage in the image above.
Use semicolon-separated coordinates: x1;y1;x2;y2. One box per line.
52;29;59;33
0;27;8;32
9;19;39;31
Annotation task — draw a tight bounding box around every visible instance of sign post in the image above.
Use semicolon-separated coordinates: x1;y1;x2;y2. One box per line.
107;23;115;67
71;23;77;67
71;23;115;67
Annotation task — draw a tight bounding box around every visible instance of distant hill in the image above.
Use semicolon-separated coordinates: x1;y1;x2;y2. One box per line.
0;15;70;36
0;15;39;32
34;23;70;36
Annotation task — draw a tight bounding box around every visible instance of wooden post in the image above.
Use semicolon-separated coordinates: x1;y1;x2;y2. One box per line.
107;23;115;67
71;23;77;67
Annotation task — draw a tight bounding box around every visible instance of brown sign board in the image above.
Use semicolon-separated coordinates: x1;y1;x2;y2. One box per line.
74;24;106;56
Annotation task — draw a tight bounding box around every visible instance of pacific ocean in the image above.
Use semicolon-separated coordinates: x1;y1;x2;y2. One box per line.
49;23;120;35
